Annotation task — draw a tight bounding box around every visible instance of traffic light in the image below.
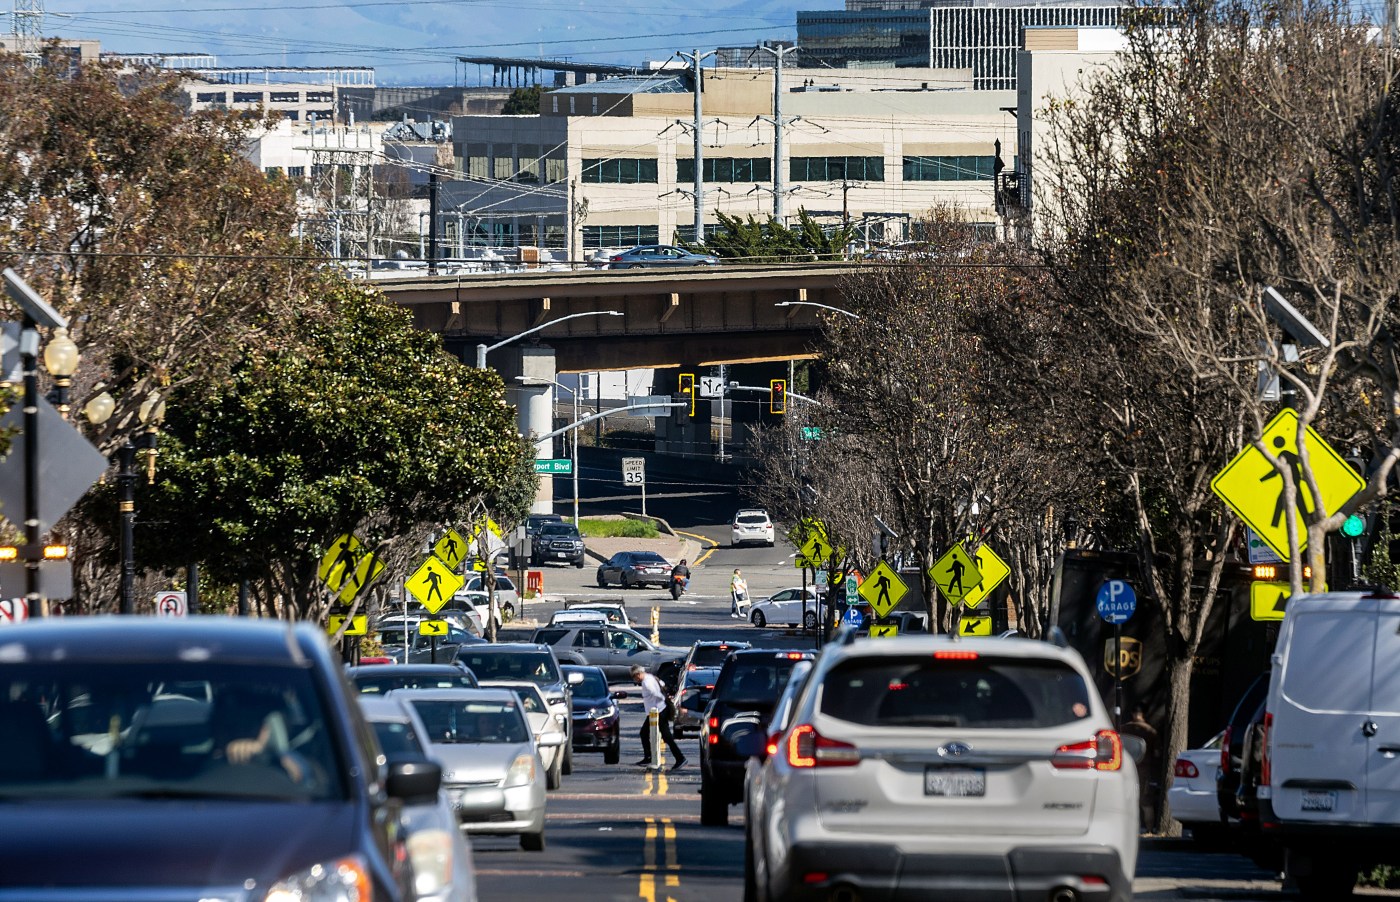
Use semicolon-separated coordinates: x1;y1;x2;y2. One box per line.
678;372;696;418
771;379;787;415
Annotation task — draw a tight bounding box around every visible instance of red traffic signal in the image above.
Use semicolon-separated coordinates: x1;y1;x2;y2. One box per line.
771;379;787;414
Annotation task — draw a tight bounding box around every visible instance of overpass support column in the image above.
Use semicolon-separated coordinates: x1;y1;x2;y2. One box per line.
653;367;712;459
500;345;558;514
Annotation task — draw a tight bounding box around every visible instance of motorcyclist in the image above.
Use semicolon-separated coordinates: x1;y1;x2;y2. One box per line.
670;559;691;598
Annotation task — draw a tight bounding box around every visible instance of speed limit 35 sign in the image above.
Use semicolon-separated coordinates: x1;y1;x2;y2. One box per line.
621;457;645;487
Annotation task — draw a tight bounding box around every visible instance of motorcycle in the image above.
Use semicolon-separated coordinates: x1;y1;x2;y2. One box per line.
669;572;689;600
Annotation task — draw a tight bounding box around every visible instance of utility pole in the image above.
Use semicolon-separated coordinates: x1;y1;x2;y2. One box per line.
756;44;801;223
427;169;439;274
678;49;716;245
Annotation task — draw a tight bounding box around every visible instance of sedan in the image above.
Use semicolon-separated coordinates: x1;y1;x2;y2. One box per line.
748;586;825;629
396;688;550;851
563;665;624;764
597;550;672;589
607;244;719;269
1171;731;1226;843
477;681;569;790
531;623;686;682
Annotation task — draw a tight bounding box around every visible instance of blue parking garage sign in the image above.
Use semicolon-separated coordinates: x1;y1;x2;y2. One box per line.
1095;580;1136;625
843;607;864;629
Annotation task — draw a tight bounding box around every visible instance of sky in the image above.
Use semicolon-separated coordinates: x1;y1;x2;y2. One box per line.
44;0;825;85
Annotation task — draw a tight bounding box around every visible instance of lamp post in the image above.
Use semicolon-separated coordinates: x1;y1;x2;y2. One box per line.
517;376;581;525
774;300;860;319
43;327;79;417
475;311;623;369
86;389;165;614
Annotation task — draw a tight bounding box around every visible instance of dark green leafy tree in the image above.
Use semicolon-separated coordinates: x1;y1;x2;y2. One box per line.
683;209;854;262
500;85;545;115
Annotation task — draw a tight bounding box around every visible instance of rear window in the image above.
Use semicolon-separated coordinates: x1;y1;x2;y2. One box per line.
353;671;478;694
692;645;740;668
633;553;667;564
455;650;560;685
714;656;805;704
820;655;1092;729
736;514;769;525
407;699;529;744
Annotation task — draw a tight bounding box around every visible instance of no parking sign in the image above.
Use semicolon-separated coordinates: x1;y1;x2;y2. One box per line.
154;591;187;617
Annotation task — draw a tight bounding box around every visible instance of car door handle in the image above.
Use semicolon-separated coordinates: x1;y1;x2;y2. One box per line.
1379;747;1400;759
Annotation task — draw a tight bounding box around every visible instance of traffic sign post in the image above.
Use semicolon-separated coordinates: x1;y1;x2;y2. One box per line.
1095;580;1137;725
622;457;647;516
844;572;859;605
931;543;983;605
419;618;449;663
859;560;907;618
153;591;187;618
434;528;470;571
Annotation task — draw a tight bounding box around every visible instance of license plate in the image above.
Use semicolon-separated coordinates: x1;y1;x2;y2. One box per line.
924;766;985;797
556;552;570;558
1301;790;1337;812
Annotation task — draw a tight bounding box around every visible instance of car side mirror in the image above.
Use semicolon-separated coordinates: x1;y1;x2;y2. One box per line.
536;732;565;748
567;671;584;685
611;690;629;700
385;759;441;805
1121;734;1147;764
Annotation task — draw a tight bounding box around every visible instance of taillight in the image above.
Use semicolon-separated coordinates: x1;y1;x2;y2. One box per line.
708;716;719;730
1174;758;1199;779
1259;713;1273;787
786;724;860;768
782;652;805;660
765;732;780;757
934;650;979;660
1220;725;1232;774
611;255;623;262
1052;730;1123;771
687;664;697;671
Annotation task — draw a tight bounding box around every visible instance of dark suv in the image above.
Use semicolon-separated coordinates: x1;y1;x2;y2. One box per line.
696;648;814;826
0;618;437;900
532;522;587;568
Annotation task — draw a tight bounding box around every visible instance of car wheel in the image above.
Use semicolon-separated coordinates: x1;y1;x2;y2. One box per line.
562;744;574;775
622;572;636;589
628;264;642;269
604;741;620;765
751;610;766;628
520;831;545;852
700;773;728;826
574;558;585;569
803;611;818;631
546;753;563;790
597;571;608;588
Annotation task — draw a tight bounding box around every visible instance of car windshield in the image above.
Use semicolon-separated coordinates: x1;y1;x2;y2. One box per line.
820;656;1092;729
714;657;804;704
496;686;546;715
456;651;560;686
540;524;579;537
408;700;530;744
0;662;345;801
692;645;740;668
370;720;425;757
569;670;608;697
353;671;477;694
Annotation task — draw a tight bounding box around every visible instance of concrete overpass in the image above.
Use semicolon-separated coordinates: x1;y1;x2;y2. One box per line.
376;262;854;372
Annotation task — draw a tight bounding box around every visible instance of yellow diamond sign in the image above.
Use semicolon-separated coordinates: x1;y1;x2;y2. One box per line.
336;552;384;604
407;556;465;614
434;528;470;571
961;543;1009;610
318;533;363;592
959;613;992;636
931;542;982;605
1211;408;1364;561
859;560;908;618
799;531;834;568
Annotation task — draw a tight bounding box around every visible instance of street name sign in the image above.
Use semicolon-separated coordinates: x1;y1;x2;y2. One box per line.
407;556;465;614
534;459;573;475
1095;580;1136;625
931;543;982;605
960;543;1010;610
859;560;907;618
1211;408;1364;561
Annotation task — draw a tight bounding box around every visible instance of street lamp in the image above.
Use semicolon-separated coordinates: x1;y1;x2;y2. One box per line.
475;311;624;369
775;300;860;319
517;375;582;525
42;327;79;416
86;388;165;614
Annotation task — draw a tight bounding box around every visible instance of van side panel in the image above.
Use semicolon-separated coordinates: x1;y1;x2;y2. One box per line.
1367;611;1400;825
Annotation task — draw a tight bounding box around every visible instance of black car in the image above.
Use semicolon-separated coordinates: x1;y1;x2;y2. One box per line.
525;513;564;537
696;648;815;826
596;550;672;589
0;618;438;900
562;664;625;764
532;522;587;568
346;663;478;694
1219;672;1269;822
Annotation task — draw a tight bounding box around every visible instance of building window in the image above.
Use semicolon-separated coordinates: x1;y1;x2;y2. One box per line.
281;110;299;121
306;91;334;103
676;157;772;183
789;156;884;181
552;96;559;113
591;97;599;114
466;143;488;179
493;148;514;180
287;166;306;178
581;158;659;184
582;225;660;248
264;166;284;177
269;91;300;103
543;154;566;184
233;91;264;104
196;91;226;103
902;155;994;181
516;144;541;183
569;97;576;114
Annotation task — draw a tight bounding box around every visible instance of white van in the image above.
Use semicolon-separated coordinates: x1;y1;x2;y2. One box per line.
1260;588;1400;898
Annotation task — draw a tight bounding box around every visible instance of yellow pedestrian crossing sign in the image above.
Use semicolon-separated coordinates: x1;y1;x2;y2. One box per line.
407;556;465;614
859;560;908;618
418;619;450;637
318;533;363;592
959;613;992;636
869;623;898;638
434;528;469;571
961;543;1009;610
336;552;384;604
326;613;368;636
1211;408;1364;561
931;543;982;605
799;532;833;568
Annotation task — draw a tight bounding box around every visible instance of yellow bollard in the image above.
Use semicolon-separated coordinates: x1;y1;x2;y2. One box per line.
650;605;660;645
648;709;661;770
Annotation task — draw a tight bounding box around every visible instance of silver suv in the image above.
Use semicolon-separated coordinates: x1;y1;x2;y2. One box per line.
744;635;1139;902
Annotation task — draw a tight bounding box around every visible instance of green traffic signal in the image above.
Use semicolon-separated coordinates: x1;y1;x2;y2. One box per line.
1341;514;1366;538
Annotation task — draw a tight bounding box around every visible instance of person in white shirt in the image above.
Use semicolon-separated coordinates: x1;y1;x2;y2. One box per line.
730;569;748;618
630;665;685;770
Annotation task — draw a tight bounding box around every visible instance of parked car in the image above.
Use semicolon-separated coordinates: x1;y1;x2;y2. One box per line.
1218;671;1269;824
696;648;816;826
379;620;482;664
348;663;479;695
531;623;687;682
357;696;478;902
532;522;587;567
547;609;608;627
478;681;569;790
462;574;521;617
396;688;550;851
744;635;1139;902
562;664;624;764
453;643;582;775
748;586;825;630
565;600;631;627
596;551;672;589
730;509;775;547
1257;589;1400;898
607;244;719;269
1170;731;1226;844
0;618;434;901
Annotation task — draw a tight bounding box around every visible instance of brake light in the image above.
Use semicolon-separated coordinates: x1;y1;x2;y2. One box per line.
1259;712;1273;787
786;724;860;768
1220;725;1232;774
1052;730;1123;771
765;732;780;757
934;650;979;660
709;733;719;745
688;664;697;671
708;716;719;730
1174;758;1199;779
611;255;623;262
782;652;805;660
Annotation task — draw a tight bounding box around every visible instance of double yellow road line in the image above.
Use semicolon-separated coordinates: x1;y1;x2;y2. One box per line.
674;529;720;567
638;816;679;902
642;766;669;796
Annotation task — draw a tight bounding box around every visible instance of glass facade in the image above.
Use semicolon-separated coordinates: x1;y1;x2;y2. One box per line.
582;225;659;248
796;10;933;69
676;157;772;183
903;155;995;181
790;156;885;182
582;158;658;184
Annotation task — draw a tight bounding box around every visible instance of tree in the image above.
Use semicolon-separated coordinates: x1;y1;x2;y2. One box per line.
685;210;854;262
501;86;544;115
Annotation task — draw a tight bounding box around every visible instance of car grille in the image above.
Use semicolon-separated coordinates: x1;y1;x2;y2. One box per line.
458;810;516;824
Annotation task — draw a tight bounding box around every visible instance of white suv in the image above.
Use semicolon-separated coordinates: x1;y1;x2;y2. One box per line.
731;509;775;547
744;634;1138;902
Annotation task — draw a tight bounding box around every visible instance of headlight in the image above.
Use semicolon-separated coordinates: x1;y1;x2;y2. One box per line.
505;753;536;788
586;705;617;719
406;830;454;898
264;855;371;902
547;695;565;707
